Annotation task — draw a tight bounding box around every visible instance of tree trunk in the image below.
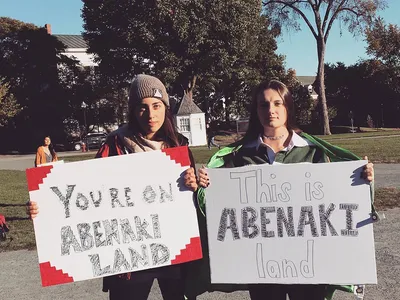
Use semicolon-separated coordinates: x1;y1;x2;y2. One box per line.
184;75;197;101
223;90;234;123
316;38;331;135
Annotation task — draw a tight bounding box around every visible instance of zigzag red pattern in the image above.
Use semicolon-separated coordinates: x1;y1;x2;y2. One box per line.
171;236;203;265
26;165;53;192
39;261;74;287
161;146;190;167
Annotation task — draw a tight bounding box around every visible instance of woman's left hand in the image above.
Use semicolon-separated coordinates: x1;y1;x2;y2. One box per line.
184;167;198;192
363;156;374;182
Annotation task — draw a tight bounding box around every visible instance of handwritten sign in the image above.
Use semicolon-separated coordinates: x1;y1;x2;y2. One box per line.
26;147;202;287
205;161;377;285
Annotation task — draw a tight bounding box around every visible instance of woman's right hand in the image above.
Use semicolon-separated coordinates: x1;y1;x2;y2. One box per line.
26;201;39;219
198;166;210;188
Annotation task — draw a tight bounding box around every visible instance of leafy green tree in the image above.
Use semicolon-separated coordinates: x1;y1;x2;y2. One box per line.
0;80;21;127
262;0;387;134
0;17;82;150
283;70;315;126
325;60;400;128
365;19;400;127
82;0;287;122
366;18;400;68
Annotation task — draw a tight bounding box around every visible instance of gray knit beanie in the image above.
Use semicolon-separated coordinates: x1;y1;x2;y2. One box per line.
128;74;169;109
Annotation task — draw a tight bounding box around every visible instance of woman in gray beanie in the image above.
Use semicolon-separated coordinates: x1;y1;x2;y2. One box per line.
96;74;199;300
27;74;199;300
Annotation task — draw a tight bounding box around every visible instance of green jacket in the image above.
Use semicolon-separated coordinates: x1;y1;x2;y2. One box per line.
195;132;376;300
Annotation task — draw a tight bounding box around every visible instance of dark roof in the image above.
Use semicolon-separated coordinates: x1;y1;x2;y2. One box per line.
296;76;316;86
175;94;203;116
54;35;87;49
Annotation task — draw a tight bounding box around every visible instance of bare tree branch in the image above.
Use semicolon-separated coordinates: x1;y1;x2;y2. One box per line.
324;0;347;42
309;0;323;36
340;7;363;18
321;0;334;32
264;0;318;39
307;0;316;7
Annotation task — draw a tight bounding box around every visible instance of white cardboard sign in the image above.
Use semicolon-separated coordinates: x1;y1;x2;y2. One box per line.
26;146;202;287
205;161;377;285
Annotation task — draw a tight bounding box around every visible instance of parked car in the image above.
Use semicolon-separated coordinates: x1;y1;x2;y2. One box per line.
53;137;83;152
53;132;107;152
82;132;107;150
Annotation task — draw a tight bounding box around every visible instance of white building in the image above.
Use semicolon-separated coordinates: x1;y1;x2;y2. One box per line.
296;76;318;101
174;94;207;146
45;24;97;67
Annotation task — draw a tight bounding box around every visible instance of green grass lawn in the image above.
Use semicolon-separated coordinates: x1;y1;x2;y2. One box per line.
314;129;400;163
317;136;400;163
316;129;400;140
190;146;220;165
0;170;34;251
59;154;95;163
0;167;399;252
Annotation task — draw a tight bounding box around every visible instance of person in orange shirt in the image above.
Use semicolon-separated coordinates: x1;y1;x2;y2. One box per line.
34;136;58;167
0;213;9;241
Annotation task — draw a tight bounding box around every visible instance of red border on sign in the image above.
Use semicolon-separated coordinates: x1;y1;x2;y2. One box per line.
161;146;190;167
39;261;74;287
26;165;53;192
171;236;203;265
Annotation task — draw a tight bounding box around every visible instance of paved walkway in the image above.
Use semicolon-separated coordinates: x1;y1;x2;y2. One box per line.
1;208;399;300
326;134;400;140
0;151;95;171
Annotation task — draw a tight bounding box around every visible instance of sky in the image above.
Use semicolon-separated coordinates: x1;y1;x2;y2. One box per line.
1;0;399;75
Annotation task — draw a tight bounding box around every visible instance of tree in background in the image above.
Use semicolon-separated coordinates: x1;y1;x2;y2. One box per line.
366;19;400;127
82;0;292;122
325;18;400;129
262;0;387;134
0;80;21;127
366;18;400;69
325;59;400;128
0;17;84;151
284;70;315;126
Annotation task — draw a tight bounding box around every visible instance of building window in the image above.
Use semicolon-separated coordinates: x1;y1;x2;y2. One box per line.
179;117;190;132
195;118;202;130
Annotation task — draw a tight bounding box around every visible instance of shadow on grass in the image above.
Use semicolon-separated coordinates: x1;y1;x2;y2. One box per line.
6;216;30;221
0;203;26;207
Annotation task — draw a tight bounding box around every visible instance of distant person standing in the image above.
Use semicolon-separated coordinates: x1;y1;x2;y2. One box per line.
0;213;9;241
34;136;58;167
206;123;220;150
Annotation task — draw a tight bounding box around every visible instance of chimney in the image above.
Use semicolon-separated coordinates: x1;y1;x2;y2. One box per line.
44;24;52;35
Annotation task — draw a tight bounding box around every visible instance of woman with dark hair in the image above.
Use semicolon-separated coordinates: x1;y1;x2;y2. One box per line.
27;74;199;300
196;79;375;300
34;136;58;167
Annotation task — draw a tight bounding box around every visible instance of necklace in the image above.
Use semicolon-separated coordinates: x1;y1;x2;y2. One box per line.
263;134;286;140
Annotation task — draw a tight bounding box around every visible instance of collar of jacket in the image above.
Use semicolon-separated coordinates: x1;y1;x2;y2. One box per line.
206;131;362;169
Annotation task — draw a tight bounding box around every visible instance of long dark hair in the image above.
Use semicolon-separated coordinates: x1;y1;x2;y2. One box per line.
241;80;298;145
44;136;57;157
128;104;181;148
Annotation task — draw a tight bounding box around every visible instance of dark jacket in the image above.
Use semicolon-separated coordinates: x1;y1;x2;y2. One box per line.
95;128;197;293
